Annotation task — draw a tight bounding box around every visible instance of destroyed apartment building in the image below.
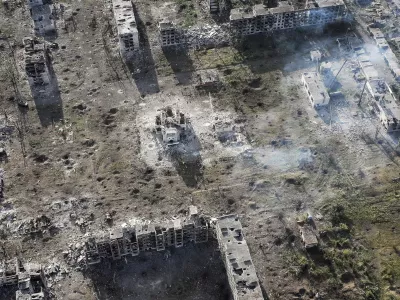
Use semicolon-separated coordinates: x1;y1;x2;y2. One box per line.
215;215;264;300
23;37;50;86
230;0;347;35
85;206;209;264
27;0;55;36
302;72;330;109
369;80;400;132
209;0;229;14
155;106;190;145
159;21;185;47
209;0;219;14
83;207;264;299
0;257;47;300
112;0;140;58
368;26;400;82
355;45;400;132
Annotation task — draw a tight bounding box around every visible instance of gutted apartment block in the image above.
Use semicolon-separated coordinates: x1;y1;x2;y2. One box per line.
85;206;208;264
159;21;185;47
302;72;330;109
355;45;400;132
230;0;347;35
23;37;50;86
0;258;47;300
112;0;140;57
368;80;400;132
368;26;400;81
215;215;264;300
210;0;219;13
83;208;264;299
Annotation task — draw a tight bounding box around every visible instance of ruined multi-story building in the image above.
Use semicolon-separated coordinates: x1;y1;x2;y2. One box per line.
210;0;219;13
85;206;208;264
368;80;400;132
23;37;50;86
368;26;400;82
27;0;55;35
0;258;47;299
84;208;265;299
230;0;347;35
112;0;140;57
155;106;190;145
215;215;264;300
355;46;400;132
159;21;185;47
208;0;230;15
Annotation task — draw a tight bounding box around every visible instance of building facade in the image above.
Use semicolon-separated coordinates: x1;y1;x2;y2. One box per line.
230;0;347;35
112;0;140;57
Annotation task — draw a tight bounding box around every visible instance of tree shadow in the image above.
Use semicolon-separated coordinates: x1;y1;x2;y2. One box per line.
29;54;63;127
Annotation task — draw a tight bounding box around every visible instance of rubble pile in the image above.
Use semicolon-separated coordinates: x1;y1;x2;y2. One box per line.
44;263;69;289
16;215;52;235
63;242;86;269
186;24;231;48
0;213;54;238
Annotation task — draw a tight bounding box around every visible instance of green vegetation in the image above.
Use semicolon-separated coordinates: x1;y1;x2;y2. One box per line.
320;185;400;299
284;185;400;300
176;0;197;27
